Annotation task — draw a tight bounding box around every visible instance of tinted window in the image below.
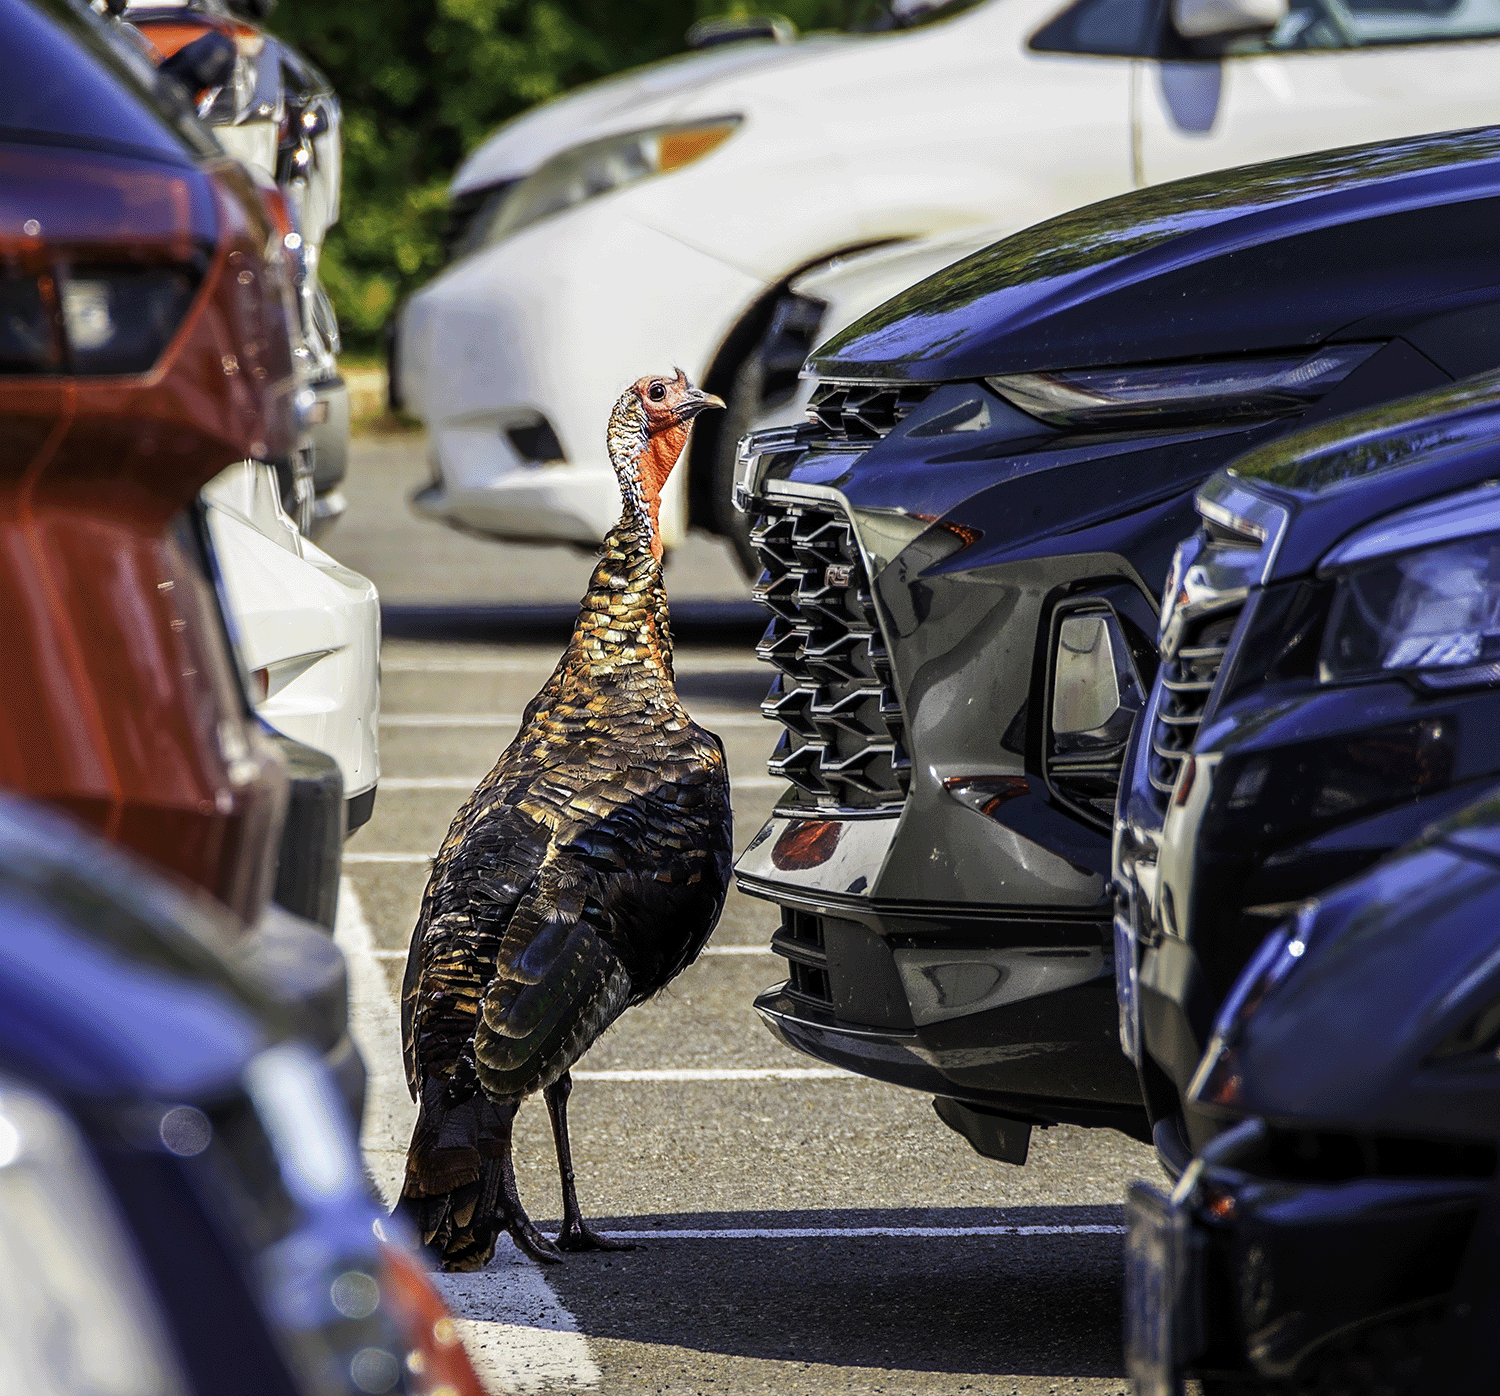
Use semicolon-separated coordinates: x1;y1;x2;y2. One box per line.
1228;0;1500;49
1032;0;1163;55
0;0;214;162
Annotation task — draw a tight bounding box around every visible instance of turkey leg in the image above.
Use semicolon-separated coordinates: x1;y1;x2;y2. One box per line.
495;1098;563;1264
544;1071;636;1252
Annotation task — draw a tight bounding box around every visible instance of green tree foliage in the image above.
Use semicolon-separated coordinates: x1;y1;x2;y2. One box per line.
270;2;859;346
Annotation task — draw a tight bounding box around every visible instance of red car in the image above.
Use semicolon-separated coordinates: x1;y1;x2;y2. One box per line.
0;0;358;1104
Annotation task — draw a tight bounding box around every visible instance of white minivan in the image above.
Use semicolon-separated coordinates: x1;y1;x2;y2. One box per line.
396;0;1500;572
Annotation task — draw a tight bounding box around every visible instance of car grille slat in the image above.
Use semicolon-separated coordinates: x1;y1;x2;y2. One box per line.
1147;616;1240;801
805;381;936;446
751;497;908;810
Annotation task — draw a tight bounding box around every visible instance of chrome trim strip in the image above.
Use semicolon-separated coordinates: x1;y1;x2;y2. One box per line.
1197;471;1292;581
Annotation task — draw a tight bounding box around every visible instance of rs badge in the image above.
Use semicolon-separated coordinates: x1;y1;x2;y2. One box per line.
824;563;853;588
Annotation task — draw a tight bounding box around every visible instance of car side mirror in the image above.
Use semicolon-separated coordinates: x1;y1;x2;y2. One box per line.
686;15;796;49
158;31;237;94
1171;0;1287;41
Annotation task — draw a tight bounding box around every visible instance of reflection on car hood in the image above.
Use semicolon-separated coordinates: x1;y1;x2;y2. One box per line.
1230;368;1500;497
814;127;1500;381
452;35;852;194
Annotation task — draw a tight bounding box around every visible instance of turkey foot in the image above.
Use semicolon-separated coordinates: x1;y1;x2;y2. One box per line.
546;1073;636;1254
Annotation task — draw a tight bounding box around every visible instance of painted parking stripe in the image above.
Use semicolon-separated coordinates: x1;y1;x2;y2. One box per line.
347;848;784;866
594;1225;1126;1241
432;1262;601;1393
570;1068;848;1081
365;945;774;961
380;712;768;729
381;654;762;675
379;774;785;791
344;852;432;864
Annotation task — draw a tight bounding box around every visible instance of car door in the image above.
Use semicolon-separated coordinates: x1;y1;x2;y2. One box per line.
1137;0;1500;184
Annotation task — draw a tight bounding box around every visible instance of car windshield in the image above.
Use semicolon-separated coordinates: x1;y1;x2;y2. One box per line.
1235;0;1500;48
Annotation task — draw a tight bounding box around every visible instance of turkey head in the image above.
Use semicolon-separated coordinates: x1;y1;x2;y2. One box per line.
608;369;723;558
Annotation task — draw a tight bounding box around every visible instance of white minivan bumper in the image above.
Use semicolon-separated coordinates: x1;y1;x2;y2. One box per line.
205;464;380;806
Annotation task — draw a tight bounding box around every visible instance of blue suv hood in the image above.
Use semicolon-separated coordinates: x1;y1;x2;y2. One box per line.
813;127;1500;381
1212;367;1500;579
0;799;273;1101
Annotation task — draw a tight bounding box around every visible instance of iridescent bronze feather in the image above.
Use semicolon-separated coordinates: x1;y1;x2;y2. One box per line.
397;371;730;1270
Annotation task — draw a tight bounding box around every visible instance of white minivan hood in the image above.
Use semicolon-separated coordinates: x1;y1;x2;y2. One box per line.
451;35;853;196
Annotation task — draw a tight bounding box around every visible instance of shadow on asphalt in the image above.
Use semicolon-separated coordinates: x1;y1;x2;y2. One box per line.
536;1206;1127;1376
381;600;765;646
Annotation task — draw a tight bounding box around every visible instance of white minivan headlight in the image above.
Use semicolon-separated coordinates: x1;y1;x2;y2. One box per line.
484;116;741;245
0;1073;188;1396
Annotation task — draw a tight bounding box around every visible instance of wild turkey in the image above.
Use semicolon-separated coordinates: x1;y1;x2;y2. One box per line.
398;370;732;1270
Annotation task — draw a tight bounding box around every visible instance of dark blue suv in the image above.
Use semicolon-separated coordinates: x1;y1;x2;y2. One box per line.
734;125;1500;1165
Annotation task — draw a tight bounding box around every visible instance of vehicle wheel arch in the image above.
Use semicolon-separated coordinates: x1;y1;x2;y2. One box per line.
685;239;905;572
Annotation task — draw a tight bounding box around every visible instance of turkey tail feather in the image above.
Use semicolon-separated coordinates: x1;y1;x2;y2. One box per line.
396;1078;512;1271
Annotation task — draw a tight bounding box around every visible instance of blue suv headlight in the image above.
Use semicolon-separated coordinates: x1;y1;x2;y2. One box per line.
1319;482;1500;689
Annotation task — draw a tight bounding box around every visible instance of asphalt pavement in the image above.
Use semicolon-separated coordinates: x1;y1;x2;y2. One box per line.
331;433;1160;1395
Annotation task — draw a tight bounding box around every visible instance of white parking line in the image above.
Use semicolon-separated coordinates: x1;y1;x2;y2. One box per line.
432;1261;601;1394
381;712;768;728
594;1225;1126;1241
364;945;775;961
379;775;786;792
345;852;432;864
571;1068;848;1082
382;655;762;675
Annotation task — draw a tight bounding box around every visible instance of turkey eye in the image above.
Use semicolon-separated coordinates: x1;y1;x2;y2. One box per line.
648;382;666;402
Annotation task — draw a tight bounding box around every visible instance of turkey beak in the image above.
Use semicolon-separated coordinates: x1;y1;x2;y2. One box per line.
675;387;725;424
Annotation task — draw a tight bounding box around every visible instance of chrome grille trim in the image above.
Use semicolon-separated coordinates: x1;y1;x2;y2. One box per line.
750;497;909;809
1147;610;1242;799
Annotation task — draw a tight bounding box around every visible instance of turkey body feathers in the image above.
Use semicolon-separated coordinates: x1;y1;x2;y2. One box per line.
398;513;732;1266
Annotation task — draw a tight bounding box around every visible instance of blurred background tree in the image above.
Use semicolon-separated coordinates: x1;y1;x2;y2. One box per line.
270;2;860;349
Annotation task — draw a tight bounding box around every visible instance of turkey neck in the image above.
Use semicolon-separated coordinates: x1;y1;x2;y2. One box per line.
561;513;676;703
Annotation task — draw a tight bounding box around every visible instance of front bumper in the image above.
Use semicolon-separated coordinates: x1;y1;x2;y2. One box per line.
739;805;1146;1134
209;498;381;804
1125;1135;1487;1389
397;201;762;549
1123;672;1500;1139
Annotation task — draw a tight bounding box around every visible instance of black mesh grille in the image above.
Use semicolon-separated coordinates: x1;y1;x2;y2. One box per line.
751;498;908;809
1148;608;1242;804
807;380;935;444
771;908;831;1007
